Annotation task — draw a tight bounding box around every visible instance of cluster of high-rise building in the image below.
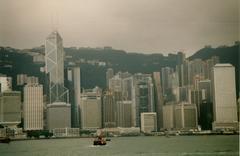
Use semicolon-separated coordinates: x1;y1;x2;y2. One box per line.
0;31;239;138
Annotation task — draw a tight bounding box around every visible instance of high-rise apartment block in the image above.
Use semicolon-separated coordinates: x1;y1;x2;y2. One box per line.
23;84;44;130
103;91;116;128
116;101;132;127
152;72;164;130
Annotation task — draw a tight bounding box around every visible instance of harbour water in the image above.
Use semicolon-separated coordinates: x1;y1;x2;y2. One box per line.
0;135;239;156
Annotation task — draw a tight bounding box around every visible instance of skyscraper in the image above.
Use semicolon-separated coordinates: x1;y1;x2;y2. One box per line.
23;83;44;130
176;52;186;87
152;72;164;131
161;67;174;97
80;88;102;129
212;64;238;130
106;68;114;88
67;67;81;128
103;91;116;128
116;101;132;127
45;31;69;103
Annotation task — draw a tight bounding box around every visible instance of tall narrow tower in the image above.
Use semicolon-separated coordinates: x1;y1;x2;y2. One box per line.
45;31;69;103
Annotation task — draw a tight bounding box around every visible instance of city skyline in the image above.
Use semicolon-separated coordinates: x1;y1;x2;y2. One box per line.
0;0;239;56
0;1;239;154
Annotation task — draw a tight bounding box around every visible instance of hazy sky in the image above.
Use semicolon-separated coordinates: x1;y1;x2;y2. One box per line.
0;0;239;55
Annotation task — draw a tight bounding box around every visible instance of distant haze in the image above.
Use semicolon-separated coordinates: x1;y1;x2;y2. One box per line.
0;0;239;55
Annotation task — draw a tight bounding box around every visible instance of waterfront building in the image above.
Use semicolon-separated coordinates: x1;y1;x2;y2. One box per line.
163;104;175;130
80;89;101;130
0;91;21;128
134;73;154;127
200;100;213;130
212;64;238;130
175;103;198;130
116;101;132;127
152;72;164;130
103;91;116;128
67;67;81;128
23;83;44;130
47;102;71;130
109;72;136;126
140;112;157;133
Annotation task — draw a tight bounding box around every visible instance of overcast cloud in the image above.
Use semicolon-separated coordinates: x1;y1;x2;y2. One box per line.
0;0;239;55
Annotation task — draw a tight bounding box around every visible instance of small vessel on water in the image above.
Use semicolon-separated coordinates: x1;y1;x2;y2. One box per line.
93;135;106;146
0;137;11;144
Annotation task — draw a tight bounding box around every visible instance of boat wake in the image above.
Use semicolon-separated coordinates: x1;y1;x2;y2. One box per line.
87;145;109;148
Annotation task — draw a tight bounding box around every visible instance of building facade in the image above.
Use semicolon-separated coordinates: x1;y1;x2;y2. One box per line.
23;84;44;130
45;31;69;103
80;89;102;129
140;112;157;133
212;64;238;130
0;91;21;128
47;102;71;130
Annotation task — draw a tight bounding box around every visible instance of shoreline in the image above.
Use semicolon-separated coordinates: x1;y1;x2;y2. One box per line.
10;133;239;142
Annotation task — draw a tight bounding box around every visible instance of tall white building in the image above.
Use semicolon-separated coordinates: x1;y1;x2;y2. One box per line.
80;89;102;130
24;84;44;130
140;112;157;133
212;64;238;130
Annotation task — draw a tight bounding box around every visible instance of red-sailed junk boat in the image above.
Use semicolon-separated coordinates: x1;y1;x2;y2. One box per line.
93;135;106;146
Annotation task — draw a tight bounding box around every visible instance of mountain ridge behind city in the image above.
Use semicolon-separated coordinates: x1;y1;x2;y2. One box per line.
0;42;239;97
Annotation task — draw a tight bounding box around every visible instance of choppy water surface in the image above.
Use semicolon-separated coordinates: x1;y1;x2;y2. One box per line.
0;135;239;156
